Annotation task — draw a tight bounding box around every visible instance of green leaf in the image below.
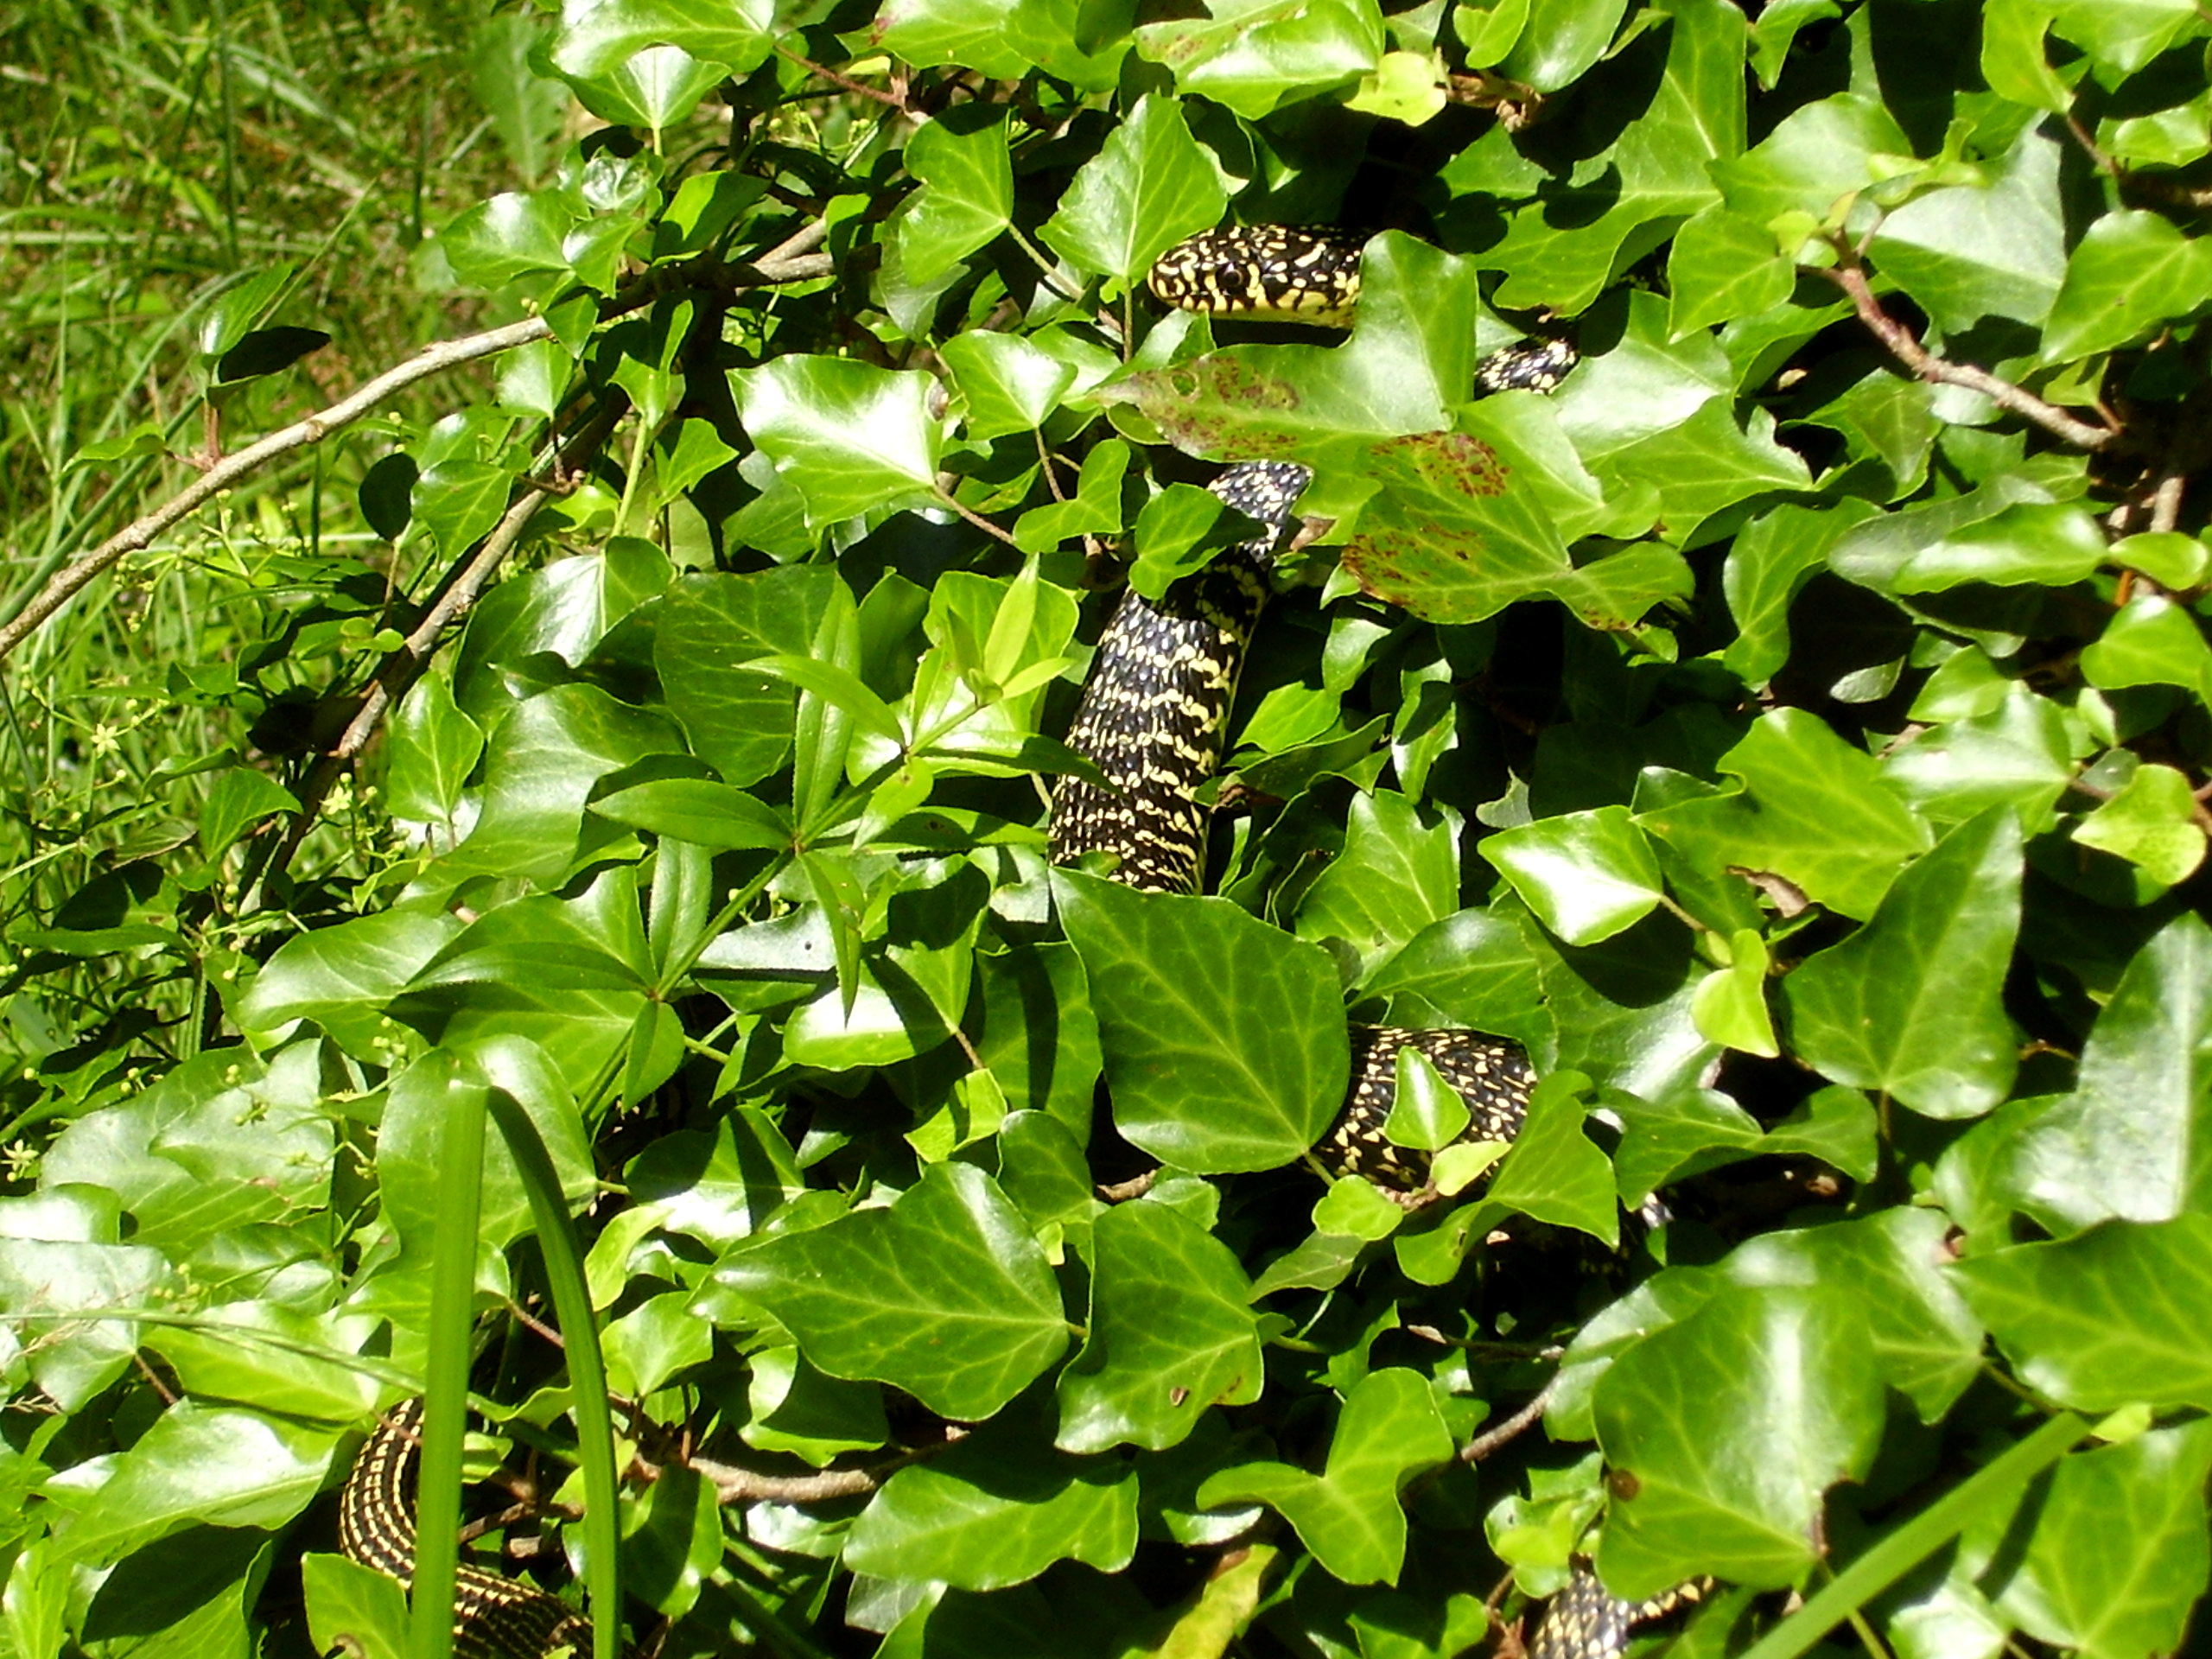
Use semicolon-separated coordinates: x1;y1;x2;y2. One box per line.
1052;871;1349;1173
730;358;944;526
549;0;775;78
385;674;484;828
1612;1084;1878;1200
439;190;577;288
2043;209;2212;364
1499;0;1627;90
1483;806;1664;947
1719;499;1881;684
1690;928;1778;1058
2108;531;2210;590
1380;1045;1471;1154
48;1402;340;1566
1039;95;1228;285
1295;791;1459;980
1951;1217;2212;1411
2071;763;2208;886
1992;1420;2212;1659
941;332;1078;441
2081;594;2212;707
1133;0;1384;120
1666;205;1794;339
898;105;1014;283
1592;1285;1885;1599
1367;905;1549;1049
1867;129;2068;332
1484;1072;1618;1245
845;1421;1139;1591
1196;1368;1452;1585
1637;709;1933;921
1724;1207;1984;1421
655;569;836;788
588;779;795;852
1892;501;2107;592
1878;683;2078;830
1055;1200;1263;1452
1710;92;1913;229
1993;911;2212;1231
442;684;685;883
1102;233;1497;458
714;1161;1068;1421
1782;807;2023;1120
303;1554;410;1659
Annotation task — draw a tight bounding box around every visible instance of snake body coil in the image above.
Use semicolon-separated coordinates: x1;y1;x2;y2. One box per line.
339;1399;590;1659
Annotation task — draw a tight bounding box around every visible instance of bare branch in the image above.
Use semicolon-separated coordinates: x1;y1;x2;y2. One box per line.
0;232;832;668
1459;1382;1557;1465
1808;262;2118;452
0;317;554;665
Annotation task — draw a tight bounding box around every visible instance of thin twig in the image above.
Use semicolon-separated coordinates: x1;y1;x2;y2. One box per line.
773;44;909;111
1096;1169;1159;1202
0;316;553;664
1808;261;2117;451
683;1440;944;1506
0;230;833;668
1459;1381;1557;1465
934;486;1023;548
252;397;625;892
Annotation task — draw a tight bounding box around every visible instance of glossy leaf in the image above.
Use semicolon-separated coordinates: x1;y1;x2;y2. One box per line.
1483;806;1664;947
1053;871;1348;1173
1993;911;2212;1231
1783;808;2022;1120
1593;1284;1885;1598
730;358;944;526
1952;1217;2212;1411
1056;1200;1262;1452
715;1161;1067;1421
1196;1369;1452;1585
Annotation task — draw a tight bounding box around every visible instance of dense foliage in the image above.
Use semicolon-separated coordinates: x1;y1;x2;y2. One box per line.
4;1;2212;1656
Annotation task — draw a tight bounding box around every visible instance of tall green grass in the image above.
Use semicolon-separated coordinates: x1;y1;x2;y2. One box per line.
0;0;569;1092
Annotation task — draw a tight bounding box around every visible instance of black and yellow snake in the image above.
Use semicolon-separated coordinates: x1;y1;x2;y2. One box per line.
1056;225;1690;1658
338;226;1681;1659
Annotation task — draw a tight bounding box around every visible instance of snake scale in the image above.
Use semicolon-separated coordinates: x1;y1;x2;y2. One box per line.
336;227;1683;1659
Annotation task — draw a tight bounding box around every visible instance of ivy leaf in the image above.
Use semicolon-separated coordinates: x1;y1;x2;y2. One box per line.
1055;1200;1263;1452
1951;1217;2212;1411
941;332;1077;441
1993;911;2212;1232
1484;1072;1619;1246
1134;0;1384;120
1592;1284;1885;1599
714;1161;1068;1421
2071;763;2208;887
1483;806;1664;947
844;1420;1139;1591
898;105;1014;283
549;0;775;78
2043;209;2212;364
1197;1369;1452;1585
1782;807;2023;1121
1053;871;1348;1173
1991;1421;2212;1659
730;358;944;526
1638;708;1934;921
1039;94;1227;286
655;569;836;789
